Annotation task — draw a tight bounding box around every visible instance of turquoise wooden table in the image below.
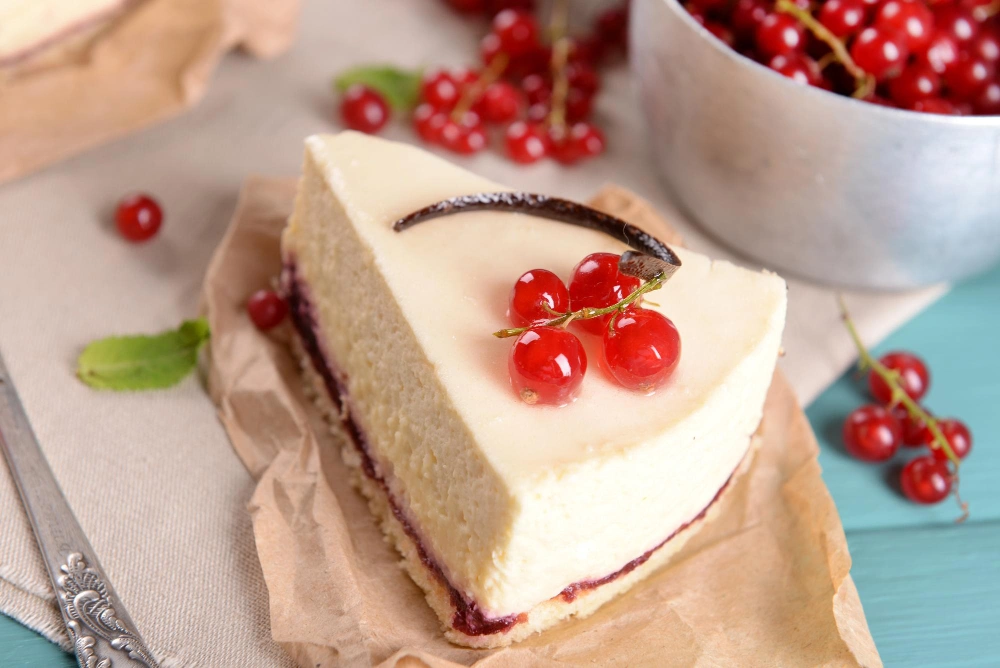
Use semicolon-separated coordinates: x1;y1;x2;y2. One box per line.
2;264;999;666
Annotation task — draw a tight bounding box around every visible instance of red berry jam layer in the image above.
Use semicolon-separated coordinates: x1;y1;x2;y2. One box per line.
283;261;737;638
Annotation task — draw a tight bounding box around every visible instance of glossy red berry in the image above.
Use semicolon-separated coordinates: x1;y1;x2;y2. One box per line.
889;64;941;106
413;103;448;143
340;85;390;134
508;327;587;406
567;62;600;96
568;253;641;336
851;27;910;80
440;112;488;154
911;97;960;114
973;80;1000;114
916;32;961;75
509;269;569;327
705;22;736;48
869;351;930;404
819;0;866;39
421;70;460;110
731;0;770;42
115;193;163;242
926;418;973;462
595;5;629;48
933;6;979;46
973;28;1000;64
945;54;995;100
843;405;903;462
756;14;806;57
768;53;822;85
603;309;681;392
900;455;952;504
551;122;606;164
247;289;288;330
504;121;550;163
476;82;523;123
875;0;934;53
492;9;540;56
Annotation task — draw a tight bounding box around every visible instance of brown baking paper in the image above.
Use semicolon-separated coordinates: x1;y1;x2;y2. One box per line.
204;176;883;668
0;0;299;184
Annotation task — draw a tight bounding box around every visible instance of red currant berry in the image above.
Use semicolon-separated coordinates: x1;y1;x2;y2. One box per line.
706;22;736;48
900;455;952;504
476;82;523;123
552;122;606;164
756;13;806;58
595;5;629;49
926;418;972;462
452;67;480;88
521;73;551;105
731;0;769;42
569;36;607;66
945;53;995;100
508;269;569;327
247;289;288;330
492;9;540;56
481;32;503;65
974;27;1000;64
567;62;600;96
768;53;822;85
851;27;910;80
504;121;550;164
507;44;551;79
889;64;942;107
568;253;641;336
421;70;460;110
413;104;448;143
565;87;595;122
508;327;587;406
115;193;163;242
603;309;681;392
440;112;488;154
973;79;1000;114
340;85;390;134
933;6;979;46
869;351;930;403
916;31;961;75
843;405;903;462
875;0;934;53
911;97;960;114
819;0;866;39
890;405;933;446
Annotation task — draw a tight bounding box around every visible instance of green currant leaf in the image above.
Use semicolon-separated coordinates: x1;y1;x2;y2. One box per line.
334;65;422;111
76;318;210;391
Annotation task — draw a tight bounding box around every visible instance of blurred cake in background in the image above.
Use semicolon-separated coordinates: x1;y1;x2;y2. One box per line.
0;0;135;76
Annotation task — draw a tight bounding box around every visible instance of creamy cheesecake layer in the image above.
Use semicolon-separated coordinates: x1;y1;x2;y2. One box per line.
281;132;787;623
0;0;128;67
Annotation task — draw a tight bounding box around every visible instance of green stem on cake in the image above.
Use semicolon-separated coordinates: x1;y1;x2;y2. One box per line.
838;296;969;521
775;0;875;99
494;272;667;338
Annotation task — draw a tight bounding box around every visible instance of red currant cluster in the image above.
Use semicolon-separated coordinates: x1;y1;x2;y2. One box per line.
686;0;1000;114
504;252;681;405
842;349;972;505
339;1;630;165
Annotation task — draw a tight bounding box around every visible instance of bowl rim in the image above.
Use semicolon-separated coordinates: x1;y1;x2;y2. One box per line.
648;0;1000;128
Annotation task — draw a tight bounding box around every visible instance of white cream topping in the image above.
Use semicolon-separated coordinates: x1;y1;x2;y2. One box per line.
284;132;787;618
0;0;124;63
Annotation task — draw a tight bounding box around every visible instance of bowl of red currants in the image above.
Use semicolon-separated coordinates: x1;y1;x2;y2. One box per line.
631;0;1000;289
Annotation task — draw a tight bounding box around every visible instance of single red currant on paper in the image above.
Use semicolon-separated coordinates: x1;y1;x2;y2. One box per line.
247;289;288;331
508;326;587;406
868;351;930;403
843;405;903;462
115;193;163;242
900;455;952;504
926;418;973;462
568;253;641;335
340;85;390;134
508;269;569;327
603;309;681;392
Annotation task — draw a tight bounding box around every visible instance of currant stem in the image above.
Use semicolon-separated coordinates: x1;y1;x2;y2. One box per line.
494;272;666;338
775;0;875;99
451;53;509;120
547;0;571;134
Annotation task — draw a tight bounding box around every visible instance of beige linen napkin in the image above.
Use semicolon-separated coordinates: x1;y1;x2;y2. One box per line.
0;0;944;665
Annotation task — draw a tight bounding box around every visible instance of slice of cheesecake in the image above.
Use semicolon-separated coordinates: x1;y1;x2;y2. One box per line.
281;132;787;647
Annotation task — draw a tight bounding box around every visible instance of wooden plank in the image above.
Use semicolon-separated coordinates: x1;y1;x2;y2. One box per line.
846;522;1000;667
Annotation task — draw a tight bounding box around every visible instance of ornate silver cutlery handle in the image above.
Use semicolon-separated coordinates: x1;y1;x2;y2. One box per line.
0;352;157;668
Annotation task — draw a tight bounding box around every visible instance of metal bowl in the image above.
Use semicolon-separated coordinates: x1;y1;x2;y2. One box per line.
631;0;1000;290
